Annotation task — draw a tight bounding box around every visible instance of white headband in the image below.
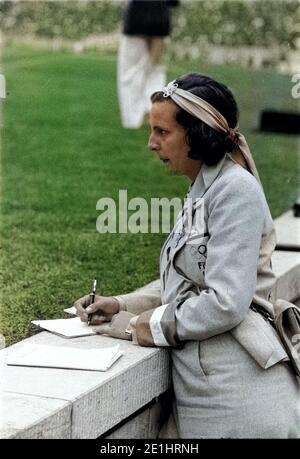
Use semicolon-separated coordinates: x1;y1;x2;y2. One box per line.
162;80;261;184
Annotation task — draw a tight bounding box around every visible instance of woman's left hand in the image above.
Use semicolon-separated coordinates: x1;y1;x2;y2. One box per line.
92;311;136;341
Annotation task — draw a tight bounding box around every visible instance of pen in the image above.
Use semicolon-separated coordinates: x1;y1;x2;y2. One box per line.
87;278;97;326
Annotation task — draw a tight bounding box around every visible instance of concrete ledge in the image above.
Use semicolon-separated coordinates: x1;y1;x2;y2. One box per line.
0;392;72;439
0;332;170;439
274;210;300;248
103;396;164;439
273;209;300;302
272;251;300;302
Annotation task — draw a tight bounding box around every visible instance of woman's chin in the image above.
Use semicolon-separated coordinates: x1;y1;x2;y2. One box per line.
167;168;180;176
161;160;179;176
164;161;174;173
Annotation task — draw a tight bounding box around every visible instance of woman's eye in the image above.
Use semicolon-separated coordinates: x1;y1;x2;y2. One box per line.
159;129;167;135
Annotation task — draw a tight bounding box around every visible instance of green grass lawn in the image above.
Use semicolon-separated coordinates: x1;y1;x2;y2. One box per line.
1;45;299;345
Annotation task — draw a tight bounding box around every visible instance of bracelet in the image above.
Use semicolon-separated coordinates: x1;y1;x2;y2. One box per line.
125;328;132;337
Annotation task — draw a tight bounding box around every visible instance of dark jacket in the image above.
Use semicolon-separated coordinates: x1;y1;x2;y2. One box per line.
123;0;179;37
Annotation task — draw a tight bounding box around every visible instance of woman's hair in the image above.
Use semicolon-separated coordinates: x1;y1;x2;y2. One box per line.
151;73;239;166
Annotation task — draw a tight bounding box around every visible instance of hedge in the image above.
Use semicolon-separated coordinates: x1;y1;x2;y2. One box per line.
1;0;299;48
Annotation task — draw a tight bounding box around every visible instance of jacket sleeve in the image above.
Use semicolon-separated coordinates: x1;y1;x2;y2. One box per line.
133;174;266;347
114;279;162;315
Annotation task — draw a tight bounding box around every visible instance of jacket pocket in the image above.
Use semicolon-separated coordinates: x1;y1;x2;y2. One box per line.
172;340;208;381
198;341;210;378
230;308;289;369
173;236;209;287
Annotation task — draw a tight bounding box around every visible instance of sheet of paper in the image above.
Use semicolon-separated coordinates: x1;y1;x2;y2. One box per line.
32;317;96;338
64;306;77;315
6;343;123;371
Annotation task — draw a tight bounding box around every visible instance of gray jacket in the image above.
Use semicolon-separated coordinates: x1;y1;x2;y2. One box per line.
116;154;289;370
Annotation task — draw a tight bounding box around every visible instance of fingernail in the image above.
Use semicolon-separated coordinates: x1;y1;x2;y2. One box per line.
85;307;91;314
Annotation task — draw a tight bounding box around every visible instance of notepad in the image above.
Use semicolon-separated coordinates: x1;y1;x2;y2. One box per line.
64;306;77;315
32;317;96;338
6;343;123;371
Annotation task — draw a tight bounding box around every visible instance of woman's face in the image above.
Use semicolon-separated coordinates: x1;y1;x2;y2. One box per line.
148;100;202;180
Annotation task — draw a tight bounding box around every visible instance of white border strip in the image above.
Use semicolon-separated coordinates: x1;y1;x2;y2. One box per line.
149;304;170;347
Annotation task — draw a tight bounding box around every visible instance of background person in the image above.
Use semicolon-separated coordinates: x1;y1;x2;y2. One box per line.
74;73;300;438
118;0;179;129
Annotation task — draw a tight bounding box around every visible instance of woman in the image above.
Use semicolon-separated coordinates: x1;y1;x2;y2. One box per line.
74;73;300;438
118;0;179;128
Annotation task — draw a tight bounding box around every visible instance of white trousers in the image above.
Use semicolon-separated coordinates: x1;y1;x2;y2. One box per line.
117;35;167;129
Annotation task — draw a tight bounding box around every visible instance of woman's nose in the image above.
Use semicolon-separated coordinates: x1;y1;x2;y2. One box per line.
148;134;159;151
148;143;158;151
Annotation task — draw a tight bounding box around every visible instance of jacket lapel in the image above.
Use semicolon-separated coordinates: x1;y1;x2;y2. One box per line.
160;155;233;289
170;155;228;255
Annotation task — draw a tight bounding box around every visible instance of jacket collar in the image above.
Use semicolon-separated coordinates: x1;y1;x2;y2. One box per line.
189;153;228;202
175;155;234;249
160;155;234;285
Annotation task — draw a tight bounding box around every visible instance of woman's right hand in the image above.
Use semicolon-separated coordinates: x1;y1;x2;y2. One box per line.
73;295;120;325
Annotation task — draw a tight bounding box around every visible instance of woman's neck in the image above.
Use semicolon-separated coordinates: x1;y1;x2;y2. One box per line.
228;150;249;170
